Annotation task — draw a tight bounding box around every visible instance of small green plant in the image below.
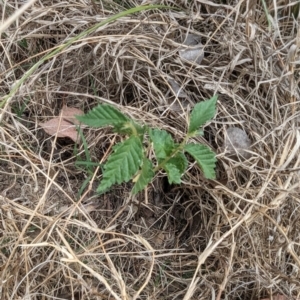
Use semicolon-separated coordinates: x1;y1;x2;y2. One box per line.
77;95;217;194
74;126;103;198
18;38;28;49
11;96;30;118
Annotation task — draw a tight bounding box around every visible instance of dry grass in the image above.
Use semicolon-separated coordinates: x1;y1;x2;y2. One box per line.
0;0;300;299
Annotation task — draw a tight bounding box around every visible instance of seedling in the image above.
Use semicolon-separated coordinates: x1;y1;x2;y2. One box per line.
77;95;218;194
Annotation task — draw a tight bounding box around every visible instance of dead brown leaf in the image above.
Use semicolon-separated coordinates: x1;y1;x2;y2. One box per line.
61;105;84;125
40;117;79;143
40;105;84;143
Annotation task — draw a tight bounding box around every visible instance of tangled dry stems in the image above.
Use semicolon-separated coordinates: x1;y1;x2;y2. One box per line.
0;0;300;299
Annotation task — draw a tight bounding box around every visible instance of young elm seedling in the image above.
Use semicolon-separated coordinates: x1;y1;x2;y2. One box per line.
76;95;218;194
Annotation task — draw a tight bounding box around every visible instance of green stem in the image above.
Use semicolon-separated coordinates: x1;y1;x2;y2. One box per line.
128;121;138;137
154;135;189;172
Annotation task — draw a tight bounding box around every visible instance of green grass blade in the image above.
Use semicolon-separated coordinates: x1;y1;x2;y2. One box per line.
74;126;96;174
261;0;272;30
75;161;102;168
0;4;174;112
78;174;93;198
77;126;91;162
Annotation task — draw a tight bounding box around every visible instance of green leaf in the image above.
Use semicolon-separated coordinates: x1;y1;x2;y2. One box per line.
76;104;130;128
149;128;176;162
188;95;217;134
195;129;204;136
164;163;181;184
97;136;143;193
169;152;188;175
131;157;155;194
184;144;217;179
75;125;94;173
78;174;93;198
163;152;188;184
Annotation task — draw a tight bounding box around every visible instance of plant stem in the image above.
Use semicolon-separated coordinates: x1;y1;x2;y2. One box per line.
154;135;189;172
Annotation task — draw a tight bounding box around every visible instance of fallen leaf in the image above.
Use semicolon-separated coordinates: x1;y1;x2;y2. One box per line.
40;105;85;143
40;117;79;143
61;105;84;125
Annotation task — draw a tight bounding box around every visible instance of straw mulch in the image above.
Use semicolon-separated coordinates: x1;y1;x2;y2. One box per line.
0;0;299;299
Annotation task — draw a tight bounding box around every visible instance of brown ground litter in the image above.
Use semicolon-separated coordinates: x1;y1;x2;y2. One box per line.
0;0;300;299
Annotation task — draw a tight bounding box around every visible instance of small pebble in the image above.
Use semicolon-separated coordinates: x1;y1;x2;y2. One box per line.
224;127;252;160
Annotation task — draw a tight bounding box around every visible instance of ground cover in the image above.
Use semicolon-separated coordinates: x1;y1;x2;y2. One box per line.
0;0;299;299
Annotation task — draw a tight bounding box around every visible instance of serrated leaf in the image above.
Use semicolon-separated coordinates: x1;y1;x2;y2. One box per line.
164;163;181;184
169;152;188;175
149;128;175;162
76;104;130;128
97;136;143;193
188;95;217;134
163;152;188;184
131;157;154;194
184;144;217;179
